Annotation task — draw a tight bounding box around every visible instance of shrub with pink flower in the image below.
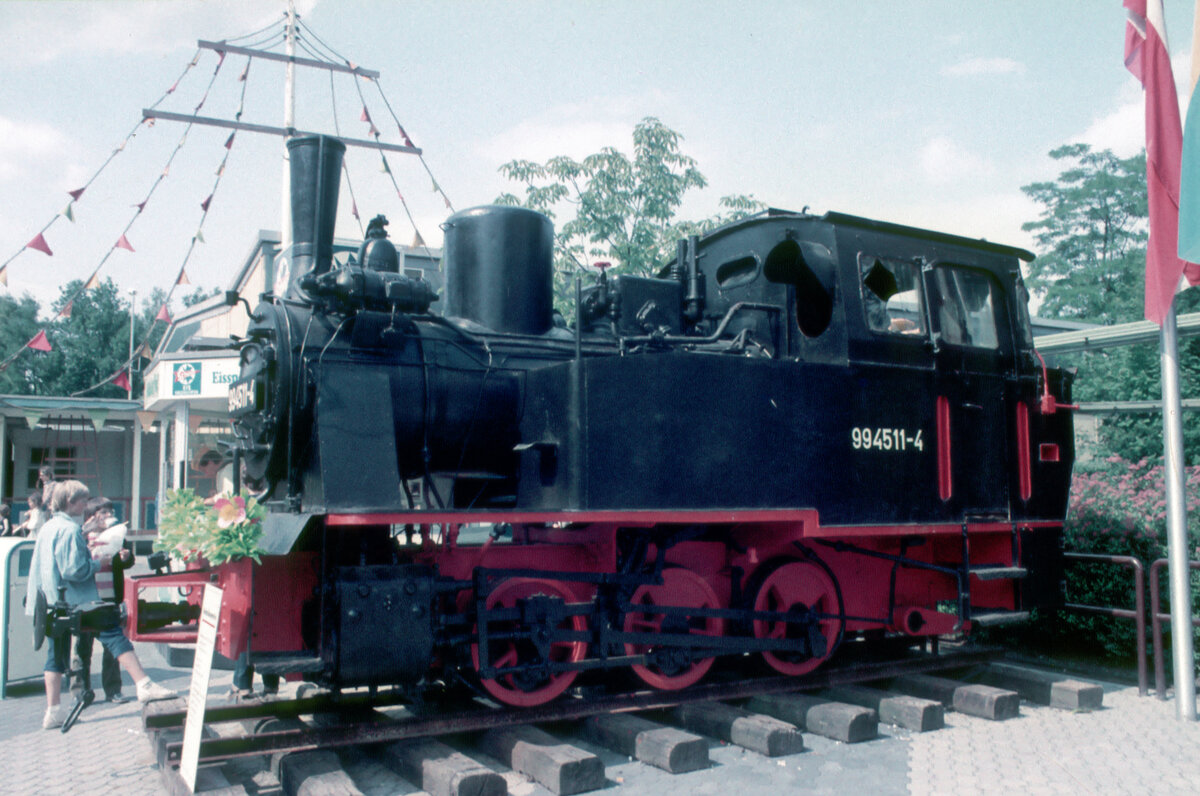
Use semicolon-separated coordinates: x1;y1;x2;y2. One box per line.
154;488;264;566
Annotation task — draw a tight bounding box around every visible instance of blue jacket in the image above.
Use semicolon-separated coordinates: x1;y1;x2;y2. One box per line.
25;512;99;615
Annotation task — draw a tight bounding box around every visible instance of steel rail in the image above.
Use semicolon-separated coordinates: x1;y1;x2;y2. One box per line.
158;646;993;766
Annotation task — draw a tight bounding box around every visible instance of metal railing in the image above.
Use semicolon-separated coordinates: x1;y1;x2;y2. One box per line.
1149;558;1200;700
1063;552;1147;696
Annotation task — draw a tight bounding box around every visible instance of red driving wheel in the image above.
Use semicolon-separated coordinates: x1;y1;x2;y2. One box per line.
471;578;587;707
752;560;843;676
624;568;725;690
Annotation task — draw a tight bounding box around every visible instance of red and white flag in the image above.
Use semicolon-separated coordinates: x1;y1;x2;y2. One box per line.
1124;0;1200;324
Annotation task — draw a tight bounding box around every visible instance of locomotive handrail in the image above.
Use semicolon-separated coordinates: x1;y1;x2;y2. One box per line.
1148;557;1200;700
1062;552;1147;697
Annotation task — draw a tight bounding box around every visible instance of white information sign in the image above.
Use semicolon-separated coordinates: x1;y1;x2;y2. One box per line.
180;584;223;792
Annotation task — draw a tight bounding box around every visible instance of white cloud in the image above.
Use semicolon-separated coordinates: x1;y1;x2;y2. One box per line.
474;91;679;167
918;136;995;185
0;116;72;181
0;0;319;64
940;57;1026;77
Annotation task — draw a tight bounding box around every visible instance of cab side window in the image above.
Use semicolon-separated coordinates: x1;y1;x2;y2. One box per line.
931;266;999;349
860;255;924;336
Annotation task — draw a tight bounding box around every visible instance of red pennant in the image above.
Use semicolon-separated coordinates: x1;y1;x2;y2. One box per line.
398;126;414;148
134;201;146;212
369;123;380;138
0;265;7;286
115;235;135;252
167;81;178;95
224;132;235;150
84;271;101;290
348;61;358;71
351;200;359;220
360;106;371;122
26;233;53;256
216;50;226;66
155;304;172;324
396;188;404;202
68;187;85;201
60;300;73;319
200;194;213;212
176;268;190;286
111;370;131;392
26;330;51;352
444;195;452;210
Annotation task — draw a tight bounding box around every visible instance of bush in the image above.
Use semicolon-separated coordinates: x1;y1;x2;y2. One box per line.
1051;457;1200;662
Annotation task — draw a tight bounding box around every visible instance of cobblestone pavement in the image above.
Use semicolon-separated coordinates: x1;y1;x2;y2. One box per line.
908;684;1200;795
0;638;215;796
5;648;1200;796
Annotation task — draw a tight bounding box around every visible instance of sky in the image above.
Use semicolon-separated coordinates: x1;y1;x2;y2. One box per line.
0;0;1196;318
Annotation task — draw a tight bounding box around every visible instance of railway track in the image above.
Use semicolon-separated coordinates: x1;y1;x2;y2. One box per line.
138;644;1120;795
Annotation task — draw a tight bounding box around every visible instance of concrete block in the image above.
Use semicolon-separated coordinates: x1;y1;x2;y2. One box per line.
746;693;877;743
478;724;604;795
982;663;1104;711
891;674;1019;720
583;713;709;773
278;749;364;796
821;685;944;732
376;737;506;796
671;702;804;757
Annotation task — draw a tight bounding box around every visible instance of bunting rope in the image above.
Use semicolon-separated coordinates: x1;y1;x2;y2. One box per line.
70;56;253;399
328;69;366;238
0;48;203;281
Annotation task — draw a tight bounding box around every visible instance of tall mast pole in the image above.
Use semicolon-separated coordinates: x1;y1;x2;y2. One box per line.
281;0;297;253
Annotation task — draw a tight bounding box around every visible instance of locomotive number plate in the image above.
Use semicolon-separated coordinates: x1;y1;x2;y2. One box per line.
228;376;260;416
851;426;924;452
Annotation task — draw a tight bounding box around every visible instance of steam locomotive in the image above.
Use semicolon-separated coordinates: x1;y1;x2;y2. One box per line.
125;135;1074;706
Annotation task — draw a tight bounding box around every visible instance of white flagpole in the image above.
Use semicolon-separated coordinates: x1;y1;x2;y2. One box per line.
1160;298;1197;720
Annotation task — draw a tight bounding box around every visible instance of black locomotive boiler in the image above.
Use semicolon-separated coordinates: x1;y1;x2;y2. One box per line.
126;135;1075;706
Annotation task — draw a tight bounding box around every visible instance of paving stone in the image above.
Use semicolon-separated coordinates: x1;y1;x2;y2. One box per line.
671;701;804;757
583;712;709;773
820;684;945;731
746;693;877;743
478;724;604;795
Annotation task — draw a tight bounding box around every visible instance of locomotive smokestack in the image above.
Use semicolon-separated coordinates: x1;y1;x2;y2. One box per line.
287;135;345;297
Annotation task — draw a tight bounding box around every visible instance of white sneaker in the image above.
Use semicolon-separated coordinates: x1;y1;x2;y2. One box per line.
42;705;67;730
136;679;175;703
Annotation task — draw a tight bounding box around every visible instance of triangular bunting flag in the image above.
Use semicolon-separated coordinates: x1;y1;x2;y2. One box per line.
26;233;52;256
137;341;154;359
398;126;414;147
134;201;146;212
188;414;203;432
194;230;205;243
444;195;452;210
136;410;157;429
111;370;131;392
224;132;235;150
216;49;226;66
239;63;249;81
59;300;73;319
431;179;440;193
167;80;178;94
115;235;135;252
162;166;170;177
63;203;74;222
176;268;191;286
84;272;101;290
23;411;43;430
87;408;111;428
412;231;426;247
0;265;7;287
348;61;357;71
68;187;85;201
27;330;52;352
360;106;371;122
351;200;360;220
200;194;212;212
155;304;172;324
369;123;380;137
381;157;391;174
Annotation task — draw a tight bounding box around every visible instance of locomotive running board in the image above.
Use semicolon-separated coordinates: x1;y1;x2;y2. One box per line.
153;646;994;766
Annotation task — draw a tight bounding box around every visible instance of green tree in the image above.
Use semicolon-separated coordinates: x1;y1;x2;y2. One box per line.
1021;144;1150;324
0;293;43;394
496;117;764;313
1021;144;1200;463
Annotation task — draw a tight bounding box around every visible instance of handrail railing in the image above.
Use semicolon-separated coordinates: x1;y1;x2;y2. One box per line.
1062;552;1147;696
1148;558;1200;700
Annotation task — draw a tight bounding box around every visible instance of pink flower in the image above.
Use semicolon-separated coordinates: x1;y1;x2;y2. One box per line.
214;496;247;528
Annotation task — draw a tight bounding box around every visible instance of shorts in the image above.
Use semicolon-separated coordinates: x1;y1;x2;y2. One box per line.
43;623;133;673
